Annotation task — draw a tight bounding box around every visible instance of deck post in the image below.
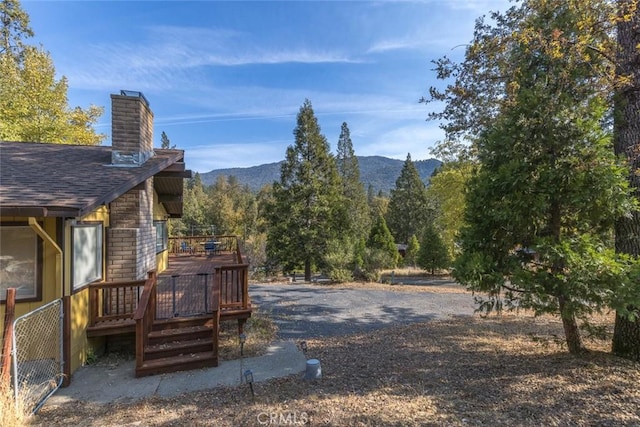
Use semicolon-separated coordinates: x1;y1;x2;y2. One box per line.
203;273;209;313
171;275;177;316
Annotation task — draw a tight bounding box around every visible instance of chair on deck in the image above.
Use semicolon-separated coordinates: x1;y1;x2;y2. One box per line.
181;241;194;254
204;241;218;255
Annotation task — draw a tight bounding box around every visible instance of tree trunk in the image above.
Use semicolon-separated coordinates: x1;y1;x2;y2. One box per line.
612;308;640;361
558;295;584;354
613;0;640;361
304;259;311;282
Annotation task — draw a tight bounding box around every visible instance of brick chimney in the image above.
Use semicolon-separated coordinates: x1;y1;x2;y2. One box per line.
110;90;154;166
106;90;156;281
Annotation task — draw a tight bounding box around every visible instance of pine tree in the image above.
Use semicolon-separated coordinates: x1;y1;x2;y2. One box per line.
405;234;420;268
336;122;370;242
386;153;432;244
430;0;637;354
417;225;450;275
160;131;175;149
266;99;343;281
366;214;397;269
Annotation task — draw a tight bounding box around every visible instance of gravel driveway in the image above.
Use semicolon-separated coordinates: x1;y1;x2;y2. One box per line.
249;281;476;339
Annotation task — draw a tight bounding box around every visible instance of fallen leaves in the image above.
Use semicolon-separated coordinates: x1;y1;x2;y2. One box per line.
33;309;640;426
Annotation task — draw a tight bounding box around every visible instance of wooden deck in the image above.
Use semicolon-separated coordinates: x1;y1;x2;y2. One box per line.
85;236;251;376
162;251;239;275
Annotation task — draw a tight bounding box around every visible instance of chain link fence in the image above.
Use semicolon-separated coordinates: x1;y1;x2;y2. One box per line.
12;298;63;414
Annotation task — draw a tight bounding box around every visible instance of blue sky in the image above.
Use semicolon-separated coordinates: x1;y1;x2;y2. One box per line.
23;0;509;173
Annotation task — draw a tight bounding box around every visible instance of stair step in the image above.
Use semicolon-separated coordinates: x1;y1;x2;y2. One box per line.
144;338;214;360
152;316;214;332
135;352;218;378
148;325;213;345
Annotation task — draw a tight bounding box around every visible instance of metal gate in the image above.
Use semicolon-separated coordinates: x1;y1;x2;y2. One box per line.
12;298;64;413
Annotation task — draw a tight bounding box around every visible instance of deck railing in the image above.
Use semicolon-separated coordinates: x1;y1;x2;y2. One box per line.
156;273;213;319
88;278;146;325
132;272;157;371
169;235;239;257
154;264;250;319
89;234;249;334
89;263;249;326
217;264;249;311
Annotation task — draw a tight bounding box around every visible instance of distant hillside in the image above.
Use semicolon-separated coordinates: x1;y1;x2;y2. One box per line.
200;156;442;194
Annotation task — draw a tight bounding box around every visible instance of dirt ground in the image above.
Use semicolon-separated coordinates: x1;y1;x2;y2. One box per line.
31;280;640;426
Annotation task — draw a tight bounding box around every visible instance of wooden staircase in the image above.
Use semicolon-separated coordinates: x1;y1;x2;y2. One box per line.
135;317;219;377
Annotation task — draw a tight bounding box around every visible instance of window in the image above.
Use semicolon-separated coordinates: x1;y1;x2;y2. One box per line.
0;224;42;302
154;221;168;254
72;223;103;291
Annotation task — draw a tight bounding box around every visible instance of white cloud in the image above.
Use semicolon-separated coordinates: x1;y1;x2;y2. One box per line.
58;23;361;93
359;122;444;161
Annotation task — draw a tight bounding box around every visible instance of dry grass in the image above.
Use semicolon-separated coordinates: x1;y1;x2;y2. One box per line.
0;382;27;427
218;309;279;360
32;309;640;427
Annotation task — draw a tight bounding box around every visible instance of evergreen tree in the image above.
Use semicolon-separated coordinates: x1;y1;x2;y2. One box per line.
160;131;175;149
0;0;104;144
430;0;638;354
417;225;450;275
405;234;420;268
336;122;370;241
386;153;432;244
366;214;397;269
266;99;343;281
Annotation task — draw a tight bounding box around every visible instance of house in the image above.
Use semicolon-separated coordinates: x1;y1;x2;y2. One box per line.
0;91;249;388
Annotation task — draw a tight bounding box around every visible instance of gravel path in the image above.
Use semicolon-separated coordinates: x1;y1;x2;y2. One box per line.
249;281;476;339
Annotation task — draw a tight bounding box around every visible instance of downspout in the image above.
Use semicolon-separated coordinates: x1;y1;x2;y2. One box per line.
28;218;63;299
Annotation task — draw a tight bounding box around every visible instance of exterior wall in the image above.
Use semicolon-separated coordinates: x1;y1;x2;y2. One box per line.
0;216;60;328
65;207;109;373
107;179;156;281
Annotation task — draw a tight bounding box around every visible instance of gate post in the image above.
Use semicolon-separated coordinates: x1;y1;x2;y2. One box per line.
1;288;16;386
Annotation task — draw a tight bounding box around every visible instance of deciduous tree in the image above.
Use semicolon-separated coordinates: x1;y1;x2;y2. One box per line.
0;0;104;144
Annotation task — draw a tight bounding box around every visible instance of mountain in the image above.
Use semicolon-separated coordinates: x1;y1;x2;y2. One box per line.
200;156;442;194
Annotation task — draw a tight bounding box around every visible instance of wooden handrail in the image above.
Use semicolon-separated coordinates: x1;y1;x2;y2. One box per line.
90;279;146;290
235;236;244;263
132;274;156;321
134;271;157;371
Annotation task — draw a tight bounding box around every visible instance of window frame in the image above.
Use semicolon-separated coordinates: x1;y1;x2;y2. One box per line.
154;220;168;254
0;222;43;303
71;221;104;293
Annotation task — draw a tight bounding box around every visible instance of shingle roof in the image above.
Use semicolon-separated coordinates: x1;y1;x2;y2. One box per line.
0;141;186;218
